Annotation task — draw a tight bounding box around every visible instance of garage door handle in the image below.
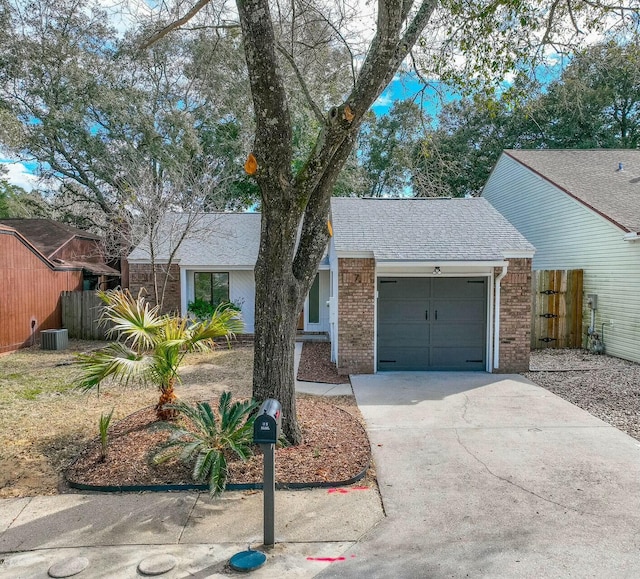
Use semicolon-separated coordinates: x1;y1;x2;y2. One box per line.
435;310;438;321
425;310;428;320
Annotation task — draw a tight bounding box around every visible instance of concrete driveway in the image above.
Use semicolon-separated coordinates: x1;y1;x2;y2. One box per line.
319;372;640;579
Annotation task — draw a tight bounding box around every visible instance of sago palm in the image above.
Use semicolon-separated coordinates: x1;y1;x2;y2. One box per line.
154;392;259;495
77;289;243;420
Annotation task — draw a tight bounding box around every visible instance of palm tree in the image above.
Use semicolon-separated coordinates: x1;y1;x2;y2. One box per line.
77;289;243;420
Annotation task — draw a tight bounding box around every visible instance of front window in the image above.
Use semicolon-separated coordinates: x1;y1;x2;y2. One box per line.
194;272;229;307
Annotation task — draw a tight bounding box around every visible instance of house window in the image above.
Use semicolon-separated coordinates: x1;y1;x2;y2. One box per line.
194;272;229;307
309;274;320;324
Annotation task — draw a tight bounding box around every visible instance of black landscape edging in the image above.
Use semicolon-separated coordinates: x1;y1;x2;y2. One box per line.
65;461;369;493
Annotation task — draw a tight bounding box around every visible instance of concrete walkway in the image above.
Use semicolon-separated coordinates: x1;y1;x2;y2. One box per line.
319;372;640;579
0;488;382;578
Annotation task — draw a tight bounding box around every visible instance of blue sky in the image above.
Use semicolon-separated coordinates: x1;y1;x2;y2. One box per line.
373;74;456;118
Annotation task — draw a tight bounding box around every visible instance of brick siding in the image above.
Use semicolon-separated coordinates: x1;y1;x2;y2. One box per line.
337;258;375;374
128;263;181;314
496;258;532;373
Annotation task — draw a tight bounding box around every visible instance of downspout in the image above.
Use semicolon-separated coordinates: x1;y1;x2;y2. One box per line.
493;265;508;370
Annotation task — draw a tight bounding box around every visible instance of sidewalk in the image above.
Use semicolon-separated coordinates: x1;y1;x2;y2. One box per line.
0;488;382;578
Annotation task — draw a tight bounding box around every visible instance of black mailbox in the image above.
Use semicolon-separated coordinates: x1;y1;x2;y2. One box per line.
253;399;282;445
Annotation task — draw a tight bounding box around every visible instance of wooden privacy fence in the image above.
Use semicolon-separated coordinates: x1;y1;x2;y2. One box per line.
531;270;583;349
61;291;111;340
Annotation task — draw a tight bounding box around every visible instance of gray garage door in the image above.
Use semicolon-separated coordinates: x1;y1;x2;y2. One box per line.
377;277;487;371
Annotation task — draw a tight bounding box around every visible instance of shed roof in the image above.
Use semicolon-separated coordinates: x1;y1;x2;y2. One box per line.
0;219;99;258
330;197;534;261
504;149;640;234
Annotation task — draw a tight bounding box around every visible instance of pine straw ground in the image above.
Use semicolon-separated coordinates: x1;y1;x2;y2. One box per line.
0;342;370;498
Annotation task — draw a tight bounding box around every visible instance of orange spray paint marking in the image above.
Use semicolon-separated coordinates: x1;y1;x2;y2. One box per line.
327;486;369;494
306;557;346;562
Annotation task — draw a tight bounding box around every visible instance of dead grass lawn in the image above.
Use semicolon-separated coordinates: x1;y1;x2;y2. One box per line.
0;341;254;498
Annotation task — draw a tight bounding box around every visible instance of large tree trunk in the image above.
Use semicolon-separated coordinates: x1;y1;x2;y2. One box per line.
252;204;304;444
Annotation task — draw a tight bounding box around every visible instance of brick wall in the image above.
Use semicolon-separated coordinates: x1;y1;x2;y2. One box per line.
497;258;532;373
337;258;375;374
128;263;181;314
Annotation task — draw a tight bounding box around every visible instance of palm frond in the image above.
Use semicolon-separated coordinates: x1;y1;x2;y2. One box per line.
76;343;153;391
187;307;244;349
221;398;259;432
207;452;228;495
98;289;164;350
226;437;253;461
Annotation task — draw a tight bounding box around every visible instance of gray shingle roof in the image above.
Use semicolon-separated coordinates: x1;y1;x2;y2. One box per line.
504;149;640;234
330;197;534;261
128;213;261;267
130;199;534;267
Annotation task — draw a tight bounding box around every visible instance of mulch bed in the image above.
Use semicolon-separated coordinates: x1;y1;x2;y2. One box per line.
66;398;370;489
297;342;350;385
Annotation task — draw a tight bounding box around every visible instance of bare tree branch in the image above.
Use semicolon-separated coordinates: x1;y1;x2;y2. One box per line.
140;0;211;49
276;42;326;124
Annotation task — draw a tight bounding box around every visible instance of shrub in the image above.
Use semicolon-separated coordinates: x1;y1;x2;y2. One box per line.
188;298;242;321
154;392;259;495
76;289;243;420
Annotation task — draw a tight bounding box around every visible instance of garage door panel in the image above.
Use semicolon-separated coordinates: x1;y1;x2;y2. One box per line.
378;299;430;323
377;347;430;370
432;277;486;298
378;323;430;347
432;299;486;322
430;347;485;370
378;277;430;299
431;322;485;346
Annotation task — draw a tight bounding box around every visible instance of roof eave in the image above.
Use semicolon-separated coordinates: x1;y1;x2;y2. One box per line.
504;150;632;234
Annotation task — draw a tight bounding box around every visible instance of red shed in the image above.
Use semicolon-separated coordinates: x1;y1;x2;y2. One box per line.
0;220;119;353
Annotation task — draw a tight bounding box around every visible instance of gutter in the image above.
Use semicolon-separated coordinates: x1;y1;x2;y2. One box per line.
493;264;508;370
623;232;640;241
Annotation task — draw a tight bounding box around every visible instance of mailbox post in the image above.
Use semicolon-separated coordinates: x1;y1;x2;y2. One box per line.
253;399;282;547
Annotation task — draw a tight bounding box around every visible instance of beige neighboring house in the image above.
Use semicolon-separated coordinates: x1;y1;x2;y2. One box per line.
483;149;640;363
128;197;535;374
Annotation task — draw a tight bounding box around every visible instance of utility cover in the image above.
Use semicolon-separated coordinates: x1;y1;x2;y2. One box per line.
229;550;267;572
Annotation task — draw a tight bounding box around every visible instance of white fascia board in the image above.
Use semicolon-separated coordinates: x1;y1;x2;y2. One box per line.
335;250;375;259
185;264;255;271
328;237;338;267
624;232;640;241
127;258;180;265
502;251;535;259
375;262;504;277
375;260;507;269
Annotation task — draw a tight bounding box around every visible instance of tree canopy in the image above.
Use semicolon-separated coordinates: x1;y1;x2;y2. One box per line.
417;37;640;197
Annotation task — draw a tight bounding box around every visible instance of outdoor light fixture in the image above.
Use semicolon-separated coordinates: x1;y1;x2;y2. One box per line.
433;266;441;275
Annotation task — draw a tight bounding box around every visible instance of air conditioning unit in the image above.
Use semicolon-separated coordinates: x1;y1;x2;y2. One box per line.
41;329;69;351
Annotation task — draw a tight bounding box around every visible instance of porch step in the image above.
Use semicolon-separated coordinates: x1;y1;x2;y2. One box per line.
296;332;330;343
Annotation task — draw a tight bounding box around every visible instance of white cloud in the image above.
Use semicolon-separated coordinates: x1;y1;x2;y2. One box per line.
1;162;39;191
373;91;393;108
